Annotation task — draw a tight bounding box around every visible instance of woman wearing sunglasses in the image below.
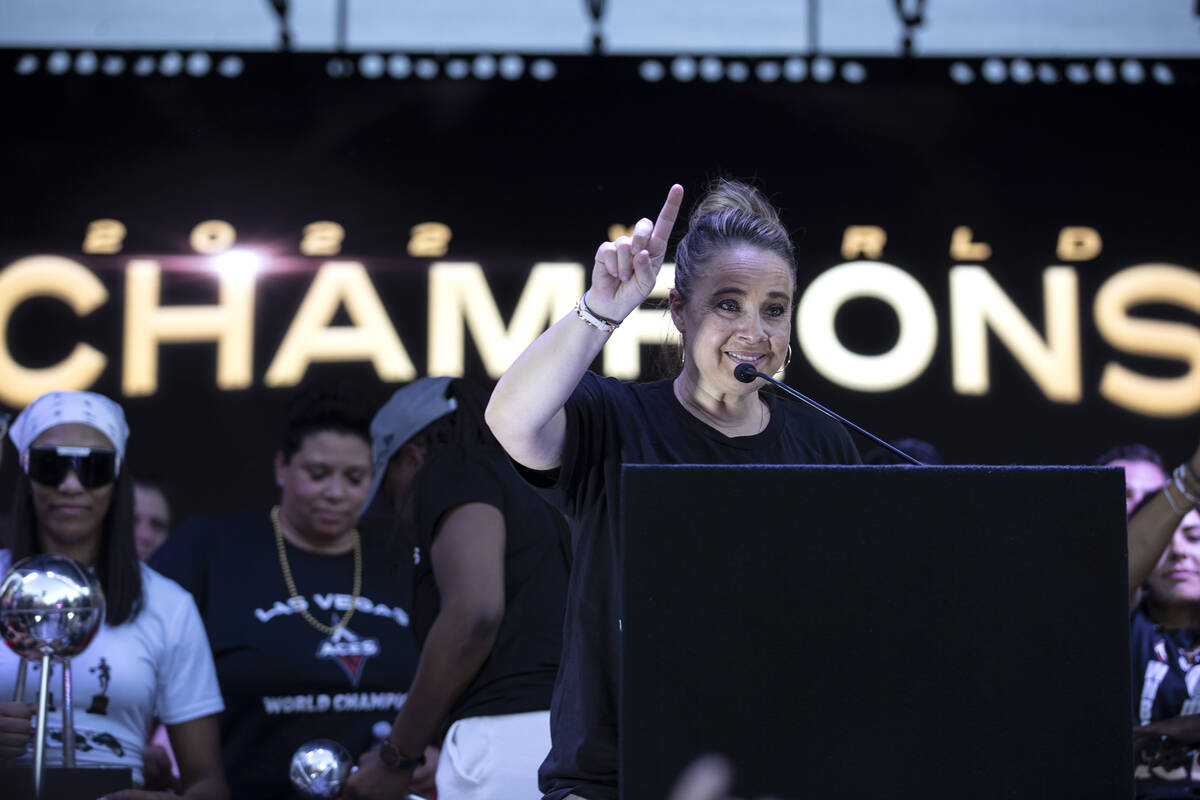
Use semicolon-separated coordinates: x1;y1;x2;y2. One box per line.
0;390;228;800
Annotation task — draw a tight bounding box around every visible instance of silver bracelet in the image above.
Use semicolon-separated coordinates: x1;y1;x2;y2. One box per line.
1164;482;1188;516
1174;464;1200;506
575;292;620;333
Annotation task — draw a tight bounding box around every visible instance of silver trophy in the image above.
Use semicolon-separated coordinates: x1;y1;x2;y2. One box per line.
289;739;433;800
0;554;105;799
290;739;354;799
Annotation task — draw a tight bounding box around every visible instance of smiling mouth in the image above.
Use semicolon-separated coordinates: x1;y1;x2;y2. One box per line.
725;352;766;364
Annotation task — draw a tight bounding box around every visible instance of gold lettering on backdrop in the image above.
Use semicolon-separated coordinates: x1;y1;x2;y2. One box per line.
0;256;109;406
300;222;345;257
796;261;937;392
949;226;992;261
408;223;451;258
427;262;583;378
264;261;415;387
1094;264;1200;418
82;219;127;255
603;265;678;379
840;226;887;260
607;224;634;242
122;259;255;397
949;266;1080;402
189;220;237;254
1056;227;1102;262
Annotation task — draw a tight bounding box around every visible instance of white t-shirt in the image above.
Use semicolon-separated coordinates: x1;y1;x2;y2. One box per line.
0;550;224;786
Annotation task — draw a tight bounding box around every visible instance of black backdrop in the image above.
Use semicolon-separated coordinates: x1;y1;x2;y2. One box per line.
1;52;1197;523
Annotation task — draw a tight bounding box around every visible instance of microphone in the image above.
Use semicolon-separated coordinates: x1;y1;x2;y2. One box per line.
733;363;923;466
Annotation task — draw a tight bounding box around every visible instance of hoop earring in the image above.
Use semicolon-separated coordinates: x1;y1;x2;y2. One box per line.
775;345;792;376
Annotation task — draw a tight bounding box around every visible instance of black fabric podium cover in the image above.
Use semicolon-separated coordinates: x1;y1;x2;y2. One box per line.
620;465;1131;800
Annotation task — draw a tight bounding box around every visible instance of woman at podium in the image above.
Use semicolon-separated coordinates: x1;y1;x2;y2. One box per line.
486;179;861;800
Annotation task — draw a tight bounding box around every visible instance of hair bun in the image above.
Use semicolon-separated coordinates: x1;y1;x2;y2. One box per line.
689;178;782;229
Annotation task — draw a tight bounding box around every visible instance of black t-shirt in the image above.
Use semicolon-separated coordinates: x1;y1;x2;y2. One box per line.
151;512;419;800
410;446;568;724
528;373;862;800
1131;607;1200;796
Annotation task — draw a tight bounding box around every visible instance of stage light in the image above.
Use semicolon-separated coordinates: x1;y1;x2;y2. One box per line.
1066;63;1090;84
133;55;156;76
982;58;1006;84
472;54;496;80
783;57;807;82
445;58;469;79
671;56;697;82
530;58;556;81
1152;63;1174;84
212;250;261;281
414;57;438;79
15;54;38;75
1120;59;1145;84
639;59;665;82
186;52;211;77
101;55;125;76
1037;63;1059;84
699;56;722;82
1093;59;1116;84
1010;59;1034;84
217;55;243;78
326;57;352;78
841;61;866;83
160;51;183;76
499;54;524;80
358;53;384;79
949;61;974;84
811;56;834;82
726;60;749;82
387;54;411;79
75;51;98;75
47;50;70;75
755;61;781;82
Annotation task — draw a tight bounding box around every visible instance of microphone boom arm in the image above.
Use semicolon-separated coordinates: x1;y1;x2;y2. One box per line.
733;364;922;466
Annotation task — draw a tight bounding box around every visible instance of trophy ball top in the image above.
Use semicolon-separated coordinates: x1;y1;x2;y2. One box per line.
0;554;105;659
290;739;354;799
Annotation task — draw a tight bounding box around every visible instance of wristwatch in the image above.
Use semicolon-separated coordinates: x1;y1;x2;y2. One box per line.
379;738;426;771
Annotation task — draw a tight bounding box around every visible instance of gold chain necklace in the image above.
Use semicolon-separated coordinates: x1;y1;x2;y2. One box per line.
270;505;362;636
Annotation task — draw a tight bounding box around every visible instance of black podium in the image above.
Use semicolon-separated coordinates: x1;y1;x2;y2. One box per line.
620;465;1132;800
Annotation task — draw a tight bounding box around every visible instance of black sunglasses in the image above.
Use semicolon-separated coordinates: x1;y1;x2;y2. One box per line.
24;446;118;488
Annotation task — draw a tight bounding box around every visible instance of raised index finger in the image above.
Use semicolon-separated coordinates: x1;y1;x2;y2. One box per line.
649;184;685;255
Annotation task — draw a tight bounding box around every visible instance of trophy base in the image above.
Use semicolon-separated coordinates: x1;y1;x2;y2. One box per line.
0;765;133;799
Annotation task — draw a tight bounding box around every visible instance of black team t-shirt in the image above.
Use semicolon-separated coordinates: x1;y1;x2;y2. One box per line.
151;513;419;800
527;373;861;800
410;446;569;725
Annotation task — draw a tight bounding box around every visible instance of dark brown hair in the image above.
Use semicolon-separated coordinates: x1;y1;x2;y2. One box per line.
10;469;142;626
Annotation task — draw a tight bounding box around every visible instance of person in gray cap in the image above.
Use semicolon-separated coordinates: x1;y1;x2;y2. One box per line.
346;377;568;800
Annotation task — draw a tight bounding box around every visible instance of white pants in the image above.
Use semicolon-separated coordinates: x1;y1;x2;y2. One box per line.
435;709;550;800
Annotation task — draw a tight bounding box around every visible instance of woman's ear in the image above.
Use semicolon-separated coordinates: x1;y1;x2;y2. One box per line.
668;288;685;333
401;442;425;471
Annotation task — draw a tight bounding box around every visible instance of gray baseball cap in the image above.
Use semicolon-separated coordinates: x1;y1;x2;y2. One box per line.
361;377;458;515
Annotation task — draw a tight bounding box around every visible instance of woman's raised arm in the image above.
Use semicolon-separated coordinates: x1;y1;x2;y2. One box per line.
485;184;683;470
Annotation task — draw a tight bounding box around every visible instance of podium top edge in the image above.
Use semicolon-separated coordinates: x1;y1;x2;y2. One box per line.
619;464;1123;472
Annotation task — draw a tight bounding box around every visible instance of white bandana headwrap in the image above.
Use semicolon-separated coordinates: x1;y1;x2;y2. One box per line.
8;391;130;465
